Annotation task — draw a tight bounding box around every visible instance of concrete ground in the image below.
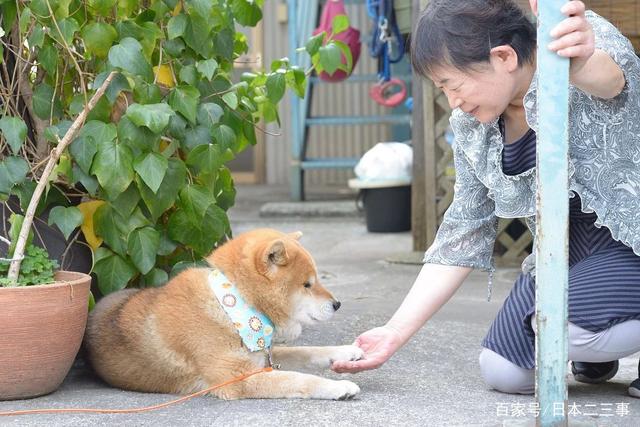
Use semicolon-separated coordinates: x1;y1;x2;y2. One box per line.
1;184;638;426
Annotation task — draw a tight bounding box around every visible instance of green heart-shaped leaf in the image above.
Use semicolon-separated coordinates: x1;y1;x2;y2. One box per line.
125;103;174;134
231;0;262;27
127;226;160;274
167;14;187;39
266;71;286;103
0;116;27;154
211;124;236;151
196;103;224;130
82;22;118;58
108;37;153;81
0;156;29;194
143;268;169;287
318;43;343;75
134;152;168;194
93;250;137;295
168;85;200;124
94;204;127;255
48;206;83;240
91;140;134;198
331;14;349;35
196;59;218;81
179;184;214;220
137;158;186;220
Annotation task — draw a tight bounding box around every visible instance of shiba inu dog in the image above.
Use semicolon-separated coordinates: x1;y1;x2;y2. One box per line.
84;228;363;400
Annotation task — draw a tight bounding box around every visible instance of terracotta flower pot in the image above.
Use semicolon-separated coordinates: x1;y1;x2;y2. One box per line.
0;271;91;400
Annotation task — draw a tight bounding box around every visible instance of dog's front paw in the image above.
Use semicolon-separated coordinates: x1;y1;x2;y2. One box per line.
310;345;363;369
326;345;364;366
334;380;361;400
316;380;360;400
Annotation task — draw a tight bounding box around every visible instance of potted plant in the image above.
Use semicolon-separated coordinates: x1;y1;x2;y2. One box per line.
0;73;116;399
0;0;352;399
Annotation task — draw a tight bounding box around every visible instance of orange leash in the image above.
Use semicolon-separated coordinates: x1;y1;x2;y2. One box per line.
0;367;273;416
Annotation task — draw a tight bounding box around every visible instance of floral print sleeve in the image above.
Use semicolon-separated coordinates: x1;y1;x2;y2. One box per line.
423;117;498;271
566;12;640;255
585;11;640;113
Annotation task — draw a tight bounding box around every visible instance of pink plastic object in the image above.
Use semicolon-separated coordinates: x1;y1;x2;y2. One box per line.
369;78;408;108
312;0;361;82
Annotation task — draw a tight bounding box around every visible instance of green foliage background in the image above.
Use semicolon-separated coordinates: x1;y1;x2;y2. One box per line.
0;0;351;293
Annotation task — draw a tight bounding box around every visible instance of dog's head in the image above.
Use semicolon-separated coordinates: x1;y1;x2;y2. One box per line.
207;228;340;343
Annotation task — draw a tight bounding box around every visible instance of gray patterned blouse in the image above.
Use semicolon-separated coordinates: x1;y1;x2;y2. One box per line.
423;12;640;277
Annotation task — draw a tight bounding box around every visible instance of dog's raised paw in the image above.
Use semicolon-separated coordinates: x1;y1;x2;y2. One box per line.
328;345;364;365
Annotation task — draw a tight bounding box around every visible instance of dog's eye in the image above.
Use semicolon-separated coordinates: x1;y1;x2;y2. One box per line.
303;282;312;288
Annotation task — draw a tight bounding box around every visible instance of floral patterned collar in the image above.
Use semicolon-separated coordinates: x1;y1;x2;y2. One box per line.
208;269;274;353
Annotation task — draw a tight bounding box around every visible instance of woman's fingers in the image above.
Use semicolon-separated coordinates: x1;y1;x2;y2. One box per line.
560;0;586;16
548;31;586;51
548;33;594;59
550;16;588;38
556;44;594;58
331;357;383;373
547;2;594;62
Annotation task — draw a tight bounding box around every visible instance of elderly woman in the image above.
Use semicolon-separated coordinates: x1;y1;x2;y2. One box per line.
333;0;640;397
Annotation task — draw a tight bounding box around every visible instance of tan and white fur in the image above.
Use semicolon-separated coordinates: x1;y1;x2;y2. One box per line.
84;228;363;400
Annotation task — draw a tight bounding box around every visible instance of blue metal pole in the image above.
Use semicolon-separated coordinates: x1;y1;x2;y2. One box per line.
535;1;570;426
287;0;303;200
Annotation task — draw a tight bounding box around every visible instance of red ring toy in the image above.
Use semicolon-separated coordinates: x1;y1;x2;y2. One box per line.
369;78;407;108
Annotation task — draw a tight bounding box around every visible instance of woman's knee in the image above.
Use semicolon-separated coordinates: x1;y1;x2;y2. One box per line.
479;348;534;395
569;320;640;362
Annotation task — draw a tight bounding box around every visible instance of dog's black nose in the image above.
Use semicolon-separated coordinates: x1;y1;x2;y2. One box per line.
332;301;341;311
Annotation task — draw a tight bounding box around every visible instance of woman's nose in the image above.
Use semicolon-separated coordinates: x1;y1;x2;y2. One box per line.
445;92;462;110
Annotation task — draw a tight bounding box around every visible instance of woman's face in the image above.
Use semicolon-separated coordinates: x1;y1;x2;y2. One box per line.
430;64;516;123
429;46;523;123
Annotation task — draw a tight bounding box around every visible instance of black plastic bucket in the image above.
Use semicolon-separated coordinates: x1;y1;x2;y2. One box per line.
360;185;411;232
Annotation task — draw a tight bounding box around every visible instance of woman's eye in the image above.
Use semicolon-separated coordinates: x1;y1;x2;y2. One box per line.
303;282;312;288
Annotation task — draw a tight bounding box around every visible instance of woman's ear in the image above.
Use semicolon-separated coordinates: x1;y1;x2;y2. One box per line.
529;0;538;16
489;45;519;72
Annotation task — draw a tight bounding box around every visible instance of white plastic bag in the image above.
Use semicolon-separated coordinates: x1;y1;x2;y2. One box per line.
354;142;413;182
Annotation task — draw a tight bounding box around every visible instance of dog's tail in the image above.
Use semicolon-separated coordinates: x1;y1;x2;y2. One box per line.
86;289;140;331
83;289;141;368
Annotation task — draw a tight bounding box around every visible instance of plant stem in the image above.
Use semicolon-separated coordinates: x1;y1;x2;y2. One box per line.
6;71;118;283
9;22;50;160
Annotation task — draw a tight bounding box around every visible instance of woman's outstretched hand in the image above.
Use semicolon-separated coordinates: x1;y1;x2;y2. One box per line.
331;326;404;373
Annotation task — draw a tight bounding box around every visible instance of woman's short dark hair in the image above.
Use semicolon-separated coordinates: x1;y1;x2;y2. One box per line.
411;0;536;77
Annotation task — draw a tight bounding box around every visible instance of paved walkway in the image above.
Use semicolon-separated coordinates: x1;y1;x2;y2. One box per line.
1;185;638;426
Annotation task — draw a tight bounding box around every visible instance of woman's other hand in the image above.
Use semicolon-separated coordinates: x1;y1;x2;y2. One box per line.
331;326;404;373
547;1;595;75
544;0;624;99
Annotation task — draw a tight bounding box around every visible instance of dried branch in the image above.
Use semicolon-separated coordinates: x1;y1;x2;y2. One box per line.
6;71;118;283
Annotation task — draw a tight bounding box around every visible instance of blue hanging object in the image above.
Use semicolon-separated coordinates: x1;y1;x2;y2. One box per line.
367;0;404;82
367;0;407;107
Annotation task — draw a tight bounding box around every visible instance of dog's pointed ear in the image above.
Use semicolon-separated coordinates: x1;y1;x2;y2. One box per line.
265;239;289;267
289;231;303;240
